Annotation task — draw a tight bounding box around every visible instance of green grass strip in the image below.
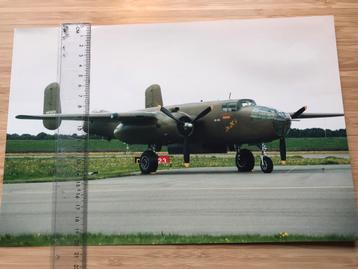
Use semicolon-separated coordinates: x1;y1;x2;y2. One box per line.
0;233;355;247
4;155;350;184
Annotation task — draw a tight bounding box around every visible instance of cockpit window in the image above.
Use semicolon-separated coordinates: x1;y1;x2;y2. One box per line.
222;99;256;112
222;102;238;112
238;99;256;109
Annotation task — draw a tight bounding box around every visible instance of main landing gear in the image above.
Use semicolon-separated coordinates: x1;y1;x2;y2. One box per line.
235;143;273;173
139;146;159;174
235;148;255;172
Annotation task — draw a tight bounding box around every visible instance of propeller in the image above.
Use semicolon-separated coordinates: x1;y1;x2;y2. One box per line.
160;106;181;124
279;137;286;165
291;106;307;119
192;106;212;122
160;106;212;166
280;106;307;164
278;106;306;164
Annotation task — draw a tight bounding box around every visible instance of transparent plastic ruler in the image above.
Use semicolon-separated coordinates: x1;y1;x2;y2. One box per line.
52;23;91;269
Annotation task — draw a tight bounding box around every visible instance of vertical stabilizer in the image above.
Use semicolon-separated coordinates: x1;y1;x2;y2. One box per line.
145;84;163;108
43;82;61;130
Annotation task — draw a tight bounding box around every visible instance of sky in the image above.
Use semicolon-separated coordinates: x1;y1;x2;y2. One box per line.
8;16;346;135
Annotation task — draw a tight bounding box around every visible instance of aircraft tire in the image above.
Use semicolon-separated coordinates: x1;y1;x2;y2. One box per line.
149;152;159;172
260;156;273;173
139;150;158;174
236;149;255;172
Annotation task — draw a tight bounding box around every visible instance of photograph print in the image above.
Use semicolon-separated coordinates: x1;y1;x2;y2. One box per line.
1;15;357;244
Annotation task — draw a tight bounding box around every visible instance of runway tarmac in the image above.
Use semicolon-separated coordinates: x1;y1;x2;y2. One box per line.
0;165;357;236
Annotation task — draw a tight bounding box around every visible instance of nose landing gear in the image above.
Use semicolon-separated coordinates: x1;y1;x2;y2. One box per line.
258;143;273;173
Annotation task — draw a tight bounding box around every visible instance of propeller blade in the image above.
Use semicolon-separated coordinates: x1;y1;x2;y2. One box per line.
291;106;307;119
183;137;190;167
160;106;181;124
279;137;287;165
192;106;212;122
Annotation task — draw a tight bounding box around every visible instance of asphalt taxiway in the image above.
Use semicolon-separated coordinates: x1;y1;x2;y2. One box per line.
0;165;357;236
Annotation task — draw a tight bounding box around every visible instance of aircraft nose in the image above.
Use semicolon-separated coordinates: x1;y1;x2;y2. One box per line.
273;111;291;137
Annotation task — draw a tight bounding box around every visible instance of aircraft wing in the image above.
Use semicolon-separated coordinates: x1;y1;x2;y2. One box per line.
290;113;344;119
16;111;159;124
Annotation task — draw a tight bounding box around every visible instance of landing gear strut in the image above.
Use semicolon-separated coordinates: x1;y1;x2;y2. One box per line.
258;143;273;173
139;149;158;174
235;147;255;172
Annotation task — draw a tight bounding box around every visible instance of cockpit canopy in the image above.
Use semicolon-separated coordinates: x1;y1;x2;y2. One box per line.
222;99;256;112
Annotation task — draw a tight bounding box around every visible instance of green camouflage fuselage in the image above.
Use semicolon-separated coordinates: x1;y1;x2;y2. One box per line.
87;99;291;147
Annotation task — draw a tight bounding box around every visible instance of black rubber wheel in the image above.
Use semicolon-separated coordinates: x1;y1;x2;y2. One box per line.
260;156;273;173
236;149;255;172
139;150;158;174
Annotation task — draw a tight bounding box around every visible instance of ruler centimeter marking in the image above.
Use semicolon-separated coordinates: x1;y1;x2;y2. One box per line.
52;23;91;269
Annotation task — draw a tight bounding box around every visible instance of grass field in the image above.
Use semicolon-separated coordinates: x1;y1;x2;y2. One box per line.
4;153;350;183
0;233;354;247
3;137;350;183
5;139;146;153
5;137;349;153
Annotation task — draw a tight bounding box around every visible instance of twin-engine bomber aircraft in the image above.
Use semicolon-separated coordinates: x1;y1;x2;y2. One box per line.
17;83;344;174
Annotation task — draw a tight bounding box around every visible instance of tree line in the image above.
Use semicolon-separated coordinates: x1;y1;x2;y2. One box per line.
6;133;104;140
6;128;347;140
287;128;346;138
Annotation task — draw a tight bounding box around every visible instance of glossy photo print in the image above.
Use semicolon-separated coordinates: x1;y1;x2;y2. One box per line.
0;16;357;246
